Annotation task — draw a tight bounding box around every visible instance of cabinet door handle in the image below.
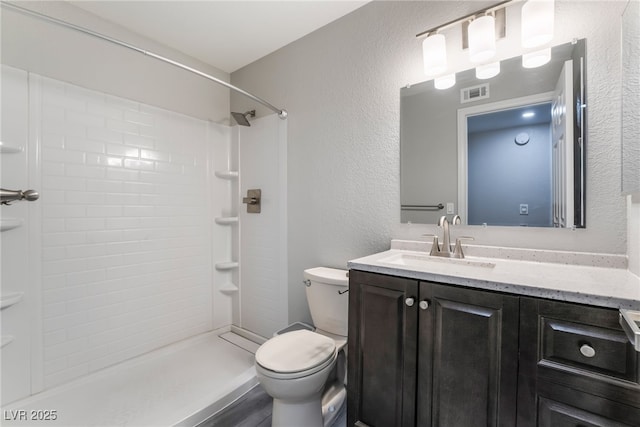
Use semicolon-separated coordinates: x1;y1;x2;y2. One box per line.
580;344;596;358
405;298;415;307
419;300;430;310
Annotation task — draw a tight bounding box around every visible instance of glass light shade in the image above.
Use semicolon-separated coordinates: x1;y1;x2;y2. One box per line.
475;62;500;79
521;0;555;48
522;48;551;68
434;73;456;90
422;33;447;76
468;15;496;63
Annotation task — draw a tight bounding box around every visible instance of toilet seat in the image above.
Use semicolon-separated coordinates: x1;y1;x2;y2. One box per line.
256;330;337;379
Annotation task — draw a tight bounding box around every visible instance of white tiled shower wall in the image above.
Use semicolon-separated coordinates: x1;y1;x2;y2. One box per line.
33;74;215;389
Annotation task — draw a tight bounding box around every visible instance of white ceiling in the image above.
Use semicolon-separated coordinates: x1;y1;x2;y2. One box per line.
69;1;368;73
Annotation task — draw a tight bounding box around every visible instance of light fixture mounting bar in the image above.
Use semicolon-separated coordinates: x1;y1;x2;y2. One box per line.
415;0;514;38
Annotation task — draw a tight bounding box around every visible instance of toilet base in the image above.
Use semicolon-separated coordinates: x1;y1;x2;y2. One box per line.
269;383;346;427
272;392;323;427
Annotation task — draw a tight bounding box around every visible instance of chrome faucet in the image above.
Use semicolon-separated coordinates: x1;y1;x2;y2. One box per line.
436;216;452;257
425;215;473;258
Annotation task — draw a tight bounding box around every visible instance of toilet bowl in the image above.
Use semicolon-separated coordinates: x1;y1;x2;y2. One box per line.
254;267;348;427
256;330;338;427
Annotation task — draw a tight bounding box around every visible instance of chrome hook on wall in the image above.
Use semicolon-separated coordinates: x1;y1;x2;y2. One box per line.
1;188;40;205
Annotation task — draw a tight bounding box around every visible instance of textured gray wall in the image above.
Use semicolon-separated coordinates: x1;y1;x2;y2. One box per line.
622;0;640;194
230;1;631;324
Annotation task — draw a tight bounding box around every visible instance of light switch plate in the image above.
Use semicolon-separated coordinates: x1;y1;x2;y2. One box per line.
520;204;529;215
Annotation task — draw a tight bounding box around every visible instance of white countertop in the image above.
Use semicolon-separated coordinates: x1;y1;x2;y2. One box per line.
348;246;640;310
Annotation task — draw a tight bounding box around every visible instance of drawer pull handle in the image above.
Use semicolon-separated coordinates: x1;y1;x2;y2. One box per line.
405;298;415;307
580;344;596;358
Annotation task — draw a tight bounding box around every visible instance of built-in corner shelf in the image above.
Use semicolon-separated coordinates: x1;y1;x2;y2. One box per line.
1;335;15;349
0;292;24;310
214;170;239;180
1;218;24;232
0;142;24;154
214;171;238;179
214;163;239;294
215;216;239;225
219;283;239;294
215;261;239;271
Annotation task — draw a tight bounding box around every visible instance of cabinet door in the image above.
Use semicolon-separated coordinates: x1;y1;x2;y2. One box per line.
347;270;418;427
417;282;519;427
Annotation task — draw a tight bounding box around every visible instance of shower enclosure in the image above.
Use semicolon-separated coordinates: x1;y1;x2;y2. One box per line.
1;3;288;425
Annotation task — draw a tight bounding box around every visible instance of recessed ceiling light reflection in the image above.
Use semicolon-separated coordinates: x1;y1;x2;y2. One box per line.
522;111;535;118
434;73;456;90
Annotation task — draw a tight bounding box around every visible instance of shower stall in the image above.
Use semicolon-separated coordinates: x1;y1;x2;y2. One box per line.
1;3;288;425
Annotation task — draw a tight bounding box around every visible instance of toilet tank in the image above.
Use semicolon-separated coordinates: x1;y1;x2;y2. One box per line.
304;267;349;337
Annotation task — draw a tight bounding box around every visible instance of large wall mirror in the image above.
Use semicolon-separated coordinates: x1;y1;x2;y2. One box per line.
401;39;586;228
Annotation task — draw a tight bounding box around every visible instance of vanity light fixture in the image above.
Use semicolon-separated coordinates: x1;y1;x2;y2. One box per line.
417;1;511;87
416;0;556;85
521;0;555;48
522;111;536;118
475;61;501;79
434;73;456;90
468;14;497;63
422;33;448;76
522;47;552;68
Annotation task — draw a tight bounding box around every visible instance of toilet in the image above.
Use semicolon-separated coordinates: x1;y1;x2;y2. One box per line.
254;267;348;427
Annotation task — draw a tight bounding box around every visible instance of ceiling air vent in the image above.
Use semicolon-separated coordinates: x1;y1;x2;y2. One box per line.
460;84;490;104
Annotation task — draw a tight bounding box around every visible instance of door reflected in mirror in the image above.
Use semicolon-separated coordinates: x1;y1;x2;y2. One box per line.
464;102;553;227
400;39;586;228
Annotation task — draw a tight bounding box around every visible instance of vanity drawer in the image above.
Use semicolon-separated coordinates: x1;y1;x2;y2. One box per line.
540;317;636;382
520;298;640;409
536;381;640;426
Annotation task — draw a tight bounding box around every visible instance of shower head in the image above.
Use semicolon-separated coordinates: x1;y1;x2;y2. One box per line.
231;110;256;127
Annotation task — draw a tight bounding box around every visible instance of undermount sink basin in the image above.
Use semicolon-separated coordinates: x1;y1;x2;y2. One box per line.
378;252;496;269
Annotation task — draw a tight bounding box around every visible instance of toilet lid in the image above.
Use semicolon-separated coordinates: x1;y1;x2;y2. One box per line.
255;330;336;373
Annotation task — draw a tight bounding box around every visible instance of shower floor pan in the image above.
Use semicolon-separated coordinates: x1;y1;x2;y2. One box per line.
3;331;258;427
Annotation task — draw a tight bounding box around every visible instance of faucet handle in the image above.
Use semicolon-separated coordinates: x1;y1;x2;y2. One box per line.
453;236;474;259
422;234;441;255
452;215;461;225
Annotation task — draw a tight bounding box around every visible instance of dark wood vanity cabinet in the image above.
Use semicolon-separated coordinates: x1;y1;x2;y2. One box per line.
347;270;640;427
347;270;519;427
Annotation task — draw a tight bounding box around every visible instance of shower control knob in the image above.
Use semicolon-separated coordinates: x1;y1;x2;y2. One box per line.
419;300;430;310
405;298;415;307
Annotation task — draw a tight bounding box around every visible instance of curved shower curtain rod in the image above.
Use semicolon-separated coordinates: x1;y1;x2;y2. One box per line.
2;2;288;120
